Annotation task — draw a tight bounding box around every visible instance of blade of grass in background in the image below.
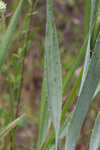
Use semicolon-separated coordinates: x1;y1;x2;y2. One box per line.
60;112;73;139
65;32;100;150
37;77;50;150
62;35;88;96
61;67;83;122
94;82;100;97
0;115;25;139
87;0;100;99
0;0;24;69
45;0;62;149
89;112;100;150
80;0;96;93
85;0;91;35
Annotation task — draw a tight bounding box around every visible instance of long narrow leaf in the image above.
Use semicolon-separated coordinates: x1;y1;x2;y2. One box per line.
85;0;91;35
94;82;100;97
61;67;83;121
43;6;88;150
63;35;88;96
45;0;62;149
80;0;96;93
0;115;25;139
89;112;100;150
65;32;100;150
43;66;83;150
37;77;50;150
0;0;24;68
60;112;73;139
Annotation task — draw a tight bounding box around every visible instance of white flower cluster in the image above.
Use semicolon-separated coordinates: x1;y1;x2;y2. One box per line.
0;0;6;13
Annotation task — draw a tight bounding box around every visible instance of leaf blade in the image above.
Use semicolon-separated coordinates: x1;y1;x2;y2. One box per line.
65;32;100;150
0;0;24;68
89;112;100;150
45;0;62;149
80;0;96;93
0;115;25;139
37;77;50;150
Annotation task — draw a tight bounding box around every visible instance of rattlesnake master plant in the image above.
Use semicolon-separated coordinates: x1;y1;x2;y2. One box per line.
0;0;6;14
90;0;100;52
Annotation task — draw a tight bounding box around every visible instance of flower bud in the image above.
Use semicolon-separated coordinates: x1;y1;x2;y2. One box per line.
0;1;6;14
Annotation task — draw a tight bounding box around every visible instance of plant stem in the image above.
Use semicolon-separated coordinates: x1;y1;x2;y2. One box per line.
15;2;35;118
15;0;39;118
1;13;6;32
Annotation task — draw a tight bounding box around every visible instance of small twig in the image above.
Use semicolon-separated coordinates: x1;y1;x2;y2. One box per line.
15;46;26;118
15;1;38;118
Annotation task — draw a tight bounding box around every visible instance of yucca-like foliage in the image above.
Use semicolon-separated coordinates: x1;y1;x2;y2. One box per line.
0;0;100;149
65;0;100;149
37;0;100;150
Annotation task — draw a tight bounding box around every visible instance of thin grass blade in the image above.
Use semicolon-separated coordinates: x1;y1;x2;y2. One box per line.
61;67;83;122
89;112;100;150
80;0;96;93
63;36;88;96
85;0;91;35
94;82;100;97
60;112;73;140
0;0;24;69
0;114;25;139
37;77;50;150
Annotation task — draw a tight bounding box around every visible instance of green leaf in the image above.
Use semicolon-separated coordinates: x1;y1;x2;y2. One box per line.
61;67;83;122
43;66;83;150
45;0;62;149
80;0;96;93
89;112;100;150
94;82;100;97
37;77;50;150
24;10;31;34
0;0;24;69
0;114;25;139
62;35;88;96
90;0;100;50
84;0;91;35
60;112;73;140
65;32;100;150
